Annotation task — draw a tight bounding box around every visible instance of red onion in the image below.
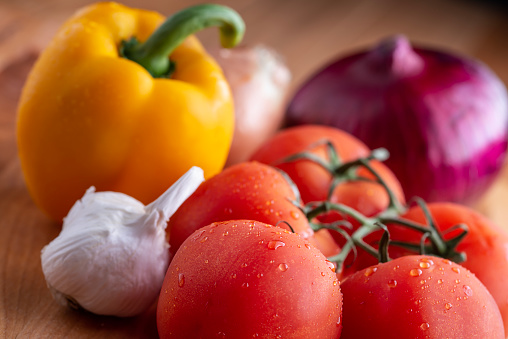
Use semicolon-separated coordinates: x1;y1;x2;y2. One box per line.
285;35;508;204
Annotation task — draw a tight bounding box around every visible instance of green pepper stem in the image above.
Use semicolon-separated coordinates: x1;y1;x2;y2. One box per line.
121;4;245;78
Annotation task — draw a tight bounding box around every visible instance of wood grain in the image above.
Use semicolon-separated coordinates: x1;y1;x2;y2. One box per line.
1;0;508;337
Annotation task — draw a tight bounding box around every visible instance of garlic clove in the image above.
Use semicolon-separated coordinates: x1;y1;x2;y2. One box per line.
41;166;204;317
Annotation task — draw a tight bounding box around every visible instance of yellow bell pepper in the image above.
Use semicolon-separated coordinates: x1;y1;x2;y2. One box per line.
16;2;245;221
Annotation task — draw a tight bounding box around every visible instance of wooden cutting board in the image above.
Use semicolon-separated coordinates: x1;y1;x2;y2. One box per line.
2;0;508;337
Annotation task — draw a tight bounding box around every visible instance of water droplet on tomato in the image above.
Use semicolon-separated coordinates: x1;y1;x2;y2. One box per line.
231;273;237;279
410;268;423;277
223;231;229;236
278;263;288;272
304;243;311;249
451;267;460;274
437;279;443;284
442;259;452;265
364;267;378;277
420;257;434;265
192;230;206;241
242;282;249;288
388;279;397;288
200;236;208;243
463;285;473;296
241;263;248;268
445;302;453;310
257;273;263;278
290;210;300;219
325;260;336;272
420;322;430;331
419;261;432;269
178;273;185;287
268;240;285;250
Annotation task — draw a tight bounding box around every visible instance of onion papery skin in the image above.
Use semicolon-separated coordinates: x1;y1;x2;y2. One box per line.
285;35;508;204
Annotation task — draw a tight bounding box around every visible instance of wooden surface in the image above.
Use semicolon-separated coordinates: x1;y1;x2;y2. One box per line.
1;0;508;337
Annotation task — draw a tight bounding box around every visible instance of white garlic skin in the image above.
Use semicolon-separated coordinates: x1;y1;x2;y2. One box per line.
41;166;204;317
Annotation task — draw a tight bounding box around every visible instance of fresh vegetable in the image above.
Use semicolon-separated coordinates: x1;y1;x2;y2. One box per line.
369;202;508;335
16;2;245;221
157;220;343;338
340;255;505;338
167;161;339;258
249;125;405;246
325;194;508;335
41;167;204;317
209;45;292;166
250;125;404;208
285;34;508;205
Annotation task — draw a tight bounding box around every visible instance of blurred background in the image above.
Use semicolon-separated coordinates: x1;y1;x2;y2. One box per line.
1;0;508;90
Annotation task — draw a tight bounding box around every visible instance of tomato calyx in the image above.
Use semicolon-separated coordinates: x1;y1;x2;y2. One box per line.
286;144;468;272
381;197;469;263
277;140;468;273
278;140;405;213
303;197;469;273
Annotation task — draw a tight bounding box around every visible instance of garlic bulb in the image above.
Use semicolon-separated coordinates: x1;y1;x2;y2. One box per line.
41;166;204;317
209;44;292;166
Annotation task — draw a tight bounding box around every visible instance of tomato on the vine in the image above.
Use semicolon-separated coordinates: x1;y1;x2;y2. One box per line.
392;203;508;335
340;255;504;339
167;161;339;258
157;220;343;338
249;124;404;209
345;202;508;336
249;125;405;246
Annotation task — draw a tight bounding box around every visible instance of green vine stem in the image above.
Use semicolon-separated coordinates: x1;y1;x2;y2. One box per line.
279;141;406;215
279;138;469;273
305;199;468;273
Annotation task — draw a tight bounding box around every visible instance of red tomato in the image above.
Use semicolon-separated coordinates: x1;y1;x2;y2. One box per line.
249;125;404;246
167;161;339;258
157;220;343;338
393;203;508;336
347;202;508;336
250;124;404;206
340;255;504;339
